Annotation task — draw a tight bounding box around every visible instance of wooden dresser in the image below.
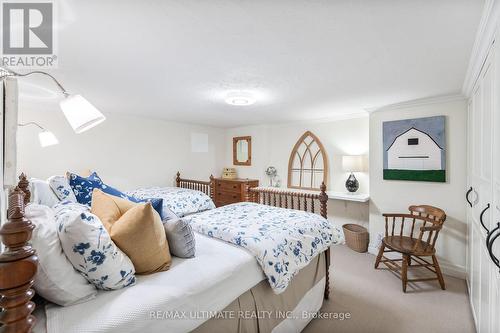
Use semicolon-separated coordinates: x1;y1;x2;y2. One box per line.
213;178;259;207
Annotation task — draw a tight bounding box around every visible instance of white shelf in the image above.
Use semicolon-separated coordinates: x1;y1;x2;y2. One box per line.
326;191;370;203
253;187;369;203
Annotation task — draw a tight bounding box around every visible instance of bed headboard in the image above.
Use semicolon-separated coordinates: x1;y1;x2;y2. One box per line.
0;173;38;333
176;172;214;199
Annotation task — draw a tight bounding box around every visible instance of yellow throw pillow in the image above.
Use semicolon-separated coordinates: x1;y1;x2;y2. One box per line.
91;189;171;274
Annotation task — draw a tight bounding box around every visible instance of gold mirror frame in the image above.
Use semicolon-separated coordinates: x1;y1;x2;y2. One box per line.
233;136;252;166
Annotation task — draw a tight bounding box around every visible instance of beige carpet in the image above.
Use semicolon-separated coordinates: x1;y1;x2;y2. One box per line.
303;245;475;333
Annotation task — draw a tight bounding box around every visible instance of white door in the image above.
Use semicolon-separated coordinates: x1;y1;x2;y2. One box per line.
488;35;500;333
468;41;498;333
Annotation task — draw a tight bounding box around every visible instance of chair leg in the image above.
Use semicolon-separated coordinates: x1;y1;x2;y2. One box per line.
432;255;446;290
374;243;385;269
401;254;409;293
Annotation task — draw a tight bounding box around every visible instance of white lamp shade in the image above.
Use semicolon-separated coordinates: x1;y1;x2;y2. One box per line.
38;130;59;147
59;94;106;134
342;155;364;172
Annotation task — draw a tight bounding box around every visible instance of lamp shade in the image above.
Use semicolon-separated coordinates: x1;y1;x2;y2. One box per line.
38;130;59;147
59;94;106;134
342;155;364;172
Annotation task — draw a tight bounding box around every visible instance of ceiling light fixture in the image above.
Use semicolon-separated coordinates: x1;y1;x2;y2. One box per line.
1;67;106;133
18;122;59;147
225;92;256;106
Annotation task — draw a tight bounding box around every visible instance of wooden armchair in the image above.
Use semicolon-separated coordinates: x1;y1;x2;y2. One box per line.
374;205;446;292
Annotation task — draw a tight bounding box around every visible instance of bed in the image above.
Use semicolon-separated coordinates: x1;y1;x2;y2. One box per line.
0;173;342;333
122;172;215;218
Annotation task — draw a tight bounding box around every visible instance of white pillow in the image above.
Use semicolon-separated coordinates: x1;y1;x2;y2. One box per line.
48;175;77;202
29;178;60;207
54;202;136;290
25;204;97;306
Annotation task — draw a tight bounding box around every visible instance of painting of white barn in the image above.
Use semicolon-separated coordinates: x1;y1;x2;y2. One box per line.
383;116;445;182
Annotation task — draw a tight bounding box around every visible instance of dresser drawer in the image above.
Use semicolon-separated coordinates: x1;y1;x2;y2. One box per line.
216;181;241;193
216;192;240;203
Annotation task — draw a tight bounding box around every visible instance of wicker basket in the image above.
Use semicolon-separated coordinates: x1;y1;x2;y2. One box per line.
342;224;369;253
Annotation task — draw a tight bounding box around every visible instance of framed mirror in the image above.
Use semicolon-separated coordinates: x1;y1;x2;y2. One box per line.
233;136;252;166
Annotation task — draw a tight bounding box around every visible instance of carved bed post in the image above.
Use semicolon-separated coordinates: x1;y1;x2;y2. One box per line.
209;175;215;200
0;183;38;333
17;173;30;205
176;172;181;188
319;182;328;219
318;181;330;299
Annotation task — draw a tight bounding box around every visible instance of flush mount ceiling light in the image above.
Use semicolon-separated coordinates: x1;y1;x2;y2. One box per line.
1;67;106;134
225;92;256;106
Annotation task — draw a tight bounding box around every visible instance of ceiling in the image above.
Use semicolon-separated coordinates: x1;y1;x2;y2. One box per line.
19;0;484;127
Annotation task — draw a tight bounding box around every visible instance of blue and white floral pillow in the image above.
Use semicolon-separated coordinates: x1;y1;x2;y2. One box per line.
48;175;77;202
54;201;136;290
68;172;164;220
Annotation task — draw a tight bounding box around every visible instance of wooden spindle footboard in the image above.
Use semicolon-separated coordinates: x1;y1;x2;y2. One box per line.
176;172;214;199
246;183;331;299
0;173;38;333
246;182;328;218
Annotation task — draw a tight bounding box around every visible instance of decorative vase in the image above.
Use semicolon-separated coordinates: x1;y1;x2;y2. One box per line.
345;173;359;193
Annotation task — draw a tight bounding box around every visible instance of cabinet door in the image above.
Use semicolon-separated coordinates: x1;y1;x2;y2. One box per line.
469;44;496;333
490;34;500;333
467;99;473;289
471;49;494;236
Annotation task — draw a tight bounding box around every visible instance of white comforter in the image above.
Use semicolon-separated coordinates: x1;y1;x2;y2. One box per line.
183;203;344;294
43;234;264;333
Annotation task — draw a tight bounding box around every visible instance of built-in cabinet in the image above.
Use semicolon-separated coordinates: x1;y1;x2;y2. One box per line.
467;37;500;333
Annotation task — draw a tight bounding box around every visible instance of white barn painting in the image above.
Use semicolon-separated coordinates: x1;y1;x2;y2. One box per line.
383;116;446;182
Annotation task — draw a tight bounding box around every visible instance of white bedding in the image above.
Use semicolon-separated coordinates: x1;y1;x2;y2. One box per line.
42;233;265;333
126;186;215;218
184;202;343;294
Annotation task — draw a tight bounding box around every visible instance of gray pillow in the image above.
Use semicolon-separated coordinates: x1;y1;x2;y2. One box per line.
162;205;179;221
163;218;195;258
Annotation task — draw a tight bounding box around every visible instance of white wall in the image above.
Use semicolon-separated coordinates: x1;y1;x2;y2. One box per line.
17;107;226;191
369;97;468;277
224;116;370;228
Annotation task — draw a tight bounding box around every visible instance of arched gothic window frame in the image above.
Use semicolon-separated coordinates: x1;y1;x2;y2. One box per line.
287;131;329;191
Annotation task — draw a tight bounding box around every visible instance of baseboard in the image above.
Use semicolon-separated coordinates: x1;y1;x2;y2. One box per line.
465;278;479;333
440;261;467;280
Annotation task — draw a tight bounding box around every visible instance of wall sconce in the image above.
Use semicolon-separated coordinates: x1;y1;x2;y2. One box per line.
18;122;59;147
1;67;106;133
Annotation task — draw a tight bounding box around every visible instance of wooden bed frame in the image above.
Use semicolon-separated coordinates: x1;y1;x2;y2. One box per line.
0;174;37;333
0;173;331;332
176;172;331;300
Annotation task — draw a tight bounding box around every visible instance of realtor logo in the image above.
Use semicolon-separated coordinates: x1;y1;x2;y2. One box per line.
1;1;57;68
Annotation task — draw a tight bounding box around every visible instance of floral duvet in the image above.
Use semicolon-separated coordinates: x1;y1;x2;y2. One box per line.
182;202;344;294
126;186;215;218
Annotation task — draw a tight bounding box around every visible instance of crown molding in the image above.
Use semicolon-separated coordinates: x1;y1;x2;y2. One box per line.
248;111;369;128
366;93;466;114
462;0;500;97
